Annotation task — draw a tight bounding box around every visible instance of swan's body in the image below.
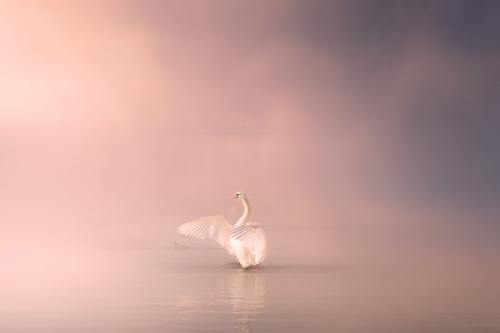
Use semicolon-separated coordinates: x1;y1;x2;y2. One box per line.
177;192;266;269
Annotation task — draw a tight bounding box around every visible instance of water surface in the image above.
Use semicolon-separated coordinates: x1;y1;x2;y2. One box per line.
1;243;499;333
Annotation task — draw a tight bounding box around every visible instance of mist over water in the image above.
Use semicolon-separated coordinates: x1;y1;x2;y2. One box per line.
1;1;500;332
1;232;499;332
2;223;499;332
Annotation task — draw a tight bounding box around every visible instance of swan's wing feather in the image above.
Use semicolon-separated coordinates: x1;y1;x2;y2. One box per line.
230;223;266;249
178;215;232;251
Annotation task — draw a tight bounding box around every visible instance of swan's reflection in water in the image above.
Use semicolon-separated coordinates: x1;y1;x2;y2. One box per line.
175;268;266;332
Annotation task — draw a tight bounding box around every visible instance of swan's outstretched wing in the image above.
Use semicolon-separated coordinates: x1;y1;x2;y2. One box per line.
230;223;266;250
177;215;232;252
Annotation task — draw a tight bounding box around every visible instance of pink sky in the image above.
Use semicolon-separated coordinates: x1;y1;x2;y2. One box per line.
1;1;499;259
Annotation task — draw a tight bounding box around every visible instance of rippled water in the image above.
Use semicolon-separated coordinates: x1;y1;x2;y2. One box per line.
1;245;499;333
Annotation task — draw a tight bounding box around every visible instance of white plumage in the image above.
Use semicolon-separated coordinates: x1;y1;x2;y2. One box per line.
177;192;267;269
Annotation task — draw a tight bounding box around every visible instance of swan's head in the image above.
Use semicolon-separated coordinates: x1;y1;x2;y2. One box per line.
233;191;245;200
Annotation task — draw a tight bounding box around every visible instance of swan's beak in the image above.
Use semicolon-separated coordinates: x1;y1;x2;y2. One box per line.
232;195;237;199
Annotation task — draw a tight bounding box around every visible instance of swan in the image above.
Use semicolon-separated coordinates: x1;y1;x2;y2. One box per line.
177;192;267;269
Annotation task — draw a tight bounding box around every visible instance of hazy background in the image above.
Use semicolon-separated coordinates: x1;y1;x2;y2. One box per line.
0;1;500;290
1;1;500;332
1;0;499;260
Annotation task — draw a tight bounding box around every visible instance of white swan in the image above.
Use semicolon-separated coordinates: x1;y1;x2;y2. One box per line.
177;192;267;269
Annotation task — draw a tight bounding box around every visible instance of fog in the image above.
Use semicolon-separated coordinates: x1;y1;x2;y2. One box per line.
1;1;500;331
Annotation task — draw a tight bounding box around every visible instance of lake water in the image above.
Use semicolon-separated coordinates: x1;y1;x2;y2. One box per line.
1;240;499;333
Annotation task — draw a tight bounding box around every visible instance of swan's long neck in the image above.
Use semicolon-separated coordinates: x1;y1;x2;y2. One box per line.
235;197;250;227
